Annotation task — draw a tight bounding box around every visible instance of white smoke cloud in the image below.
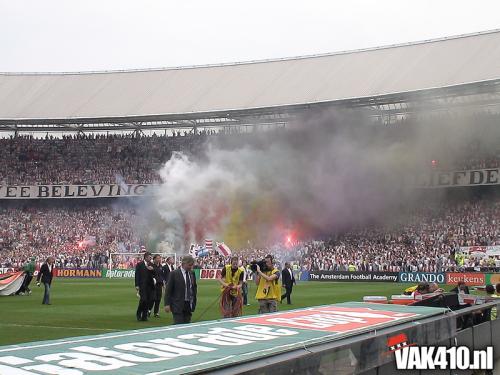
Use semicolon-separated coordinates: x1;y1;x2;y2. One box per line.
153;111;406;250
152;109;500;251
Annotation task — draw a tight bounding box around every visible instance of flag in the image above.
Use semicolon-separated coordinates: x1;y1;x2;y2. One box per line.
205;239;213;251
189;244;197;257
216;242;232;257
0;272;26;296
197;248;210;257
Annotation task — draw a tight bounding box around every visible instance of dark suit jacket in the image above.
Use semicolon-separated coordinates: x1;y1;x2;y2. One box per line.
282;268;295;287
152;264;164;287
135;261;154;291
36;263;54;285
164;268;197;313
162;264;174;285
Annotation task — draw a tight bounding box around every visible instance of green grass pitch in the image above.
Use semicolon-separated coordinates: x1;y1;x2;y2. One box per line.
0;279;418;346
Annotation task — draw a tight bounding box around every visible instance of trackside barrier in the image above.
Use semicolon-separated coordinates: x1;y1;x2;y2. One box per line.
204;301;500;375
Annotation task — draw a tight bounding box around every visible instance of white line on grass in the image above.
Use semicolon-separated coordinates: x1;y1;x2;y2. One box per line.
0;323;117;332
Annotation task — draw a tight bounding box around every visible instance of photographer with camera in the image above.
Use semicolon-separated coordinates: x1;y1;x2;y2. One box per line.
218;256;244;318
253;254;281;314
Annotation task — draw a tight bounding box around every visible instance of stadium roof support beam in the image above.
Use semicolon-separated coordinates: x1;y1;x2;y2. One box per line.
0;80;499;133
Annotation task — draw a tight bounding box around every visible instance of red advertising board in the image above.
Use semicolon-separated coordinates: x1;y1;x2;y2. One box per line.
54;268;103;278
238;305;418;332
200;268;222;280
446;272;485;286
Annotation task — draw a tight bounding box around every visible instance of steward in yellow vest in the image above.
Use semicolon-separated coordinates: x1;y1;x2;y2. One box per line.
255;255;281;314
218;257;244;318
404;285;418;295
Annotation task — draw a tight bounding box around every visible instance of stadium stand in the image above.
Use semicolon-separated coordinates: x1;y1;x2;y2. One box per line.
2;195;498;272
1;30;500;374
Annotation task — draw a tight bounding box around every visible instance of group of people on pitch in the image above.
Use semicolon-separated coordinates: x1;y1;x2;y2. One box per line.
134;252;175;321
217;255;297;318
135;252;296;325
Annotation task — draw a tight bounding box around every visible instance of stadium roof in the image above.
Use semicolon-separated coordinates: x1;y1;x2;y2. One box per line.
1;29;500;130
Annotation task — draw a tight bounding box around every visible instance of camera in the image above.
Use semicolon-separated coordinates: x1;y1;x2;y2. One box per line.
250;259;268;273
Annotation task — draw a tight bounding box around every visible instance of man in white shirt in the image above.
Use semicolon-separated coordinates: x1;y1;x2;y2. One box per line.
162;256;175;285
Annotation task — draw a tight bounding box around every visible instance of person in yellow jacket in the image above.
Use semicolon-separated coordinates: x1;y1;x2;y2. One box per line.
218;256;244;318
404;285;418;295
255;254;281;314
455;252;465;268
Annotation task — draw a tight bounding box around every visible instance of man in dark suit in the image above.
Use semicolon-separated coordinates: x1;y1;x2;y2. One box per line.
36;257;55;305
135;252;155;321
150;255;164;318
162;256;175;286
281;262;296;305
164;255;197;324
450;281;470;294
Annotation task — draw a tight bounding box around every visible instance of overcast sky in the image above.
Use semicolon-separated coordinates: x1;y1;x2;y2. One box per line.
1;0;499;73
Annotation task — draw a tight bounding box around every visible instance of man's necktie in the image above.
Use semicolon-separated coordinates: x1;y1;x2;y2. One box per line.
186;271;192;301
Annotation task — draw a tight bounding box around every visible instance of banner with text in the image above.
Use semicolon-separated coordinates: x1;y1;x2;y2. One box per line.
0;184;153;200
411;168;500;188
460;246;500;257
103;269;135;278
1;168;498;199
399;272;445;284
308;271;399;282
55;268;103;278
0;302;445;374
446;272;486;286
200;268;223;280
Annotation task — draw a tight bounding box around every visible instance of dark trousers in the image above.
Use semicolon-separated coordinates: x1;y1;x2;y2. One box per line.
281;284;293;304
172;301;192;324
42;283;51;304
149;285;163;315
17;274;32;294
136;287;152;320
24;274;33;292
242;282;248;305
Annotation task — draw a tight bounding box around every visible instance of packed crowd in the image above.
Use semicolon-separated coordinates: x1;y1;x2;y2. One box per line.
0;127;499;272
302;199;500;273
1;126;498;187
0;204;145;269
1;196;499;272
454;157;500;171
0;132;212;185
195;198;500;273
